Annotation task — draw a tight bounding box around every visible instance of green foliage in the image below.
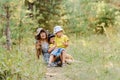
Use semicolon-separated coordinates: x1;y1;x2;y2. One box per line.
63;0;120;34
93;1;117;34
0;0;120;79
0;0;45;79
24;0;120;35
0;0;38;45
25;0;68;31
0;37;46;80
65;34;120;80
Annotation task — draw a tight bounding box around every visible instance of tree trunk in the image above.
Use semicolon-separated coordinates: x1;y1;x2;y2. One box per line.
5;6;11;50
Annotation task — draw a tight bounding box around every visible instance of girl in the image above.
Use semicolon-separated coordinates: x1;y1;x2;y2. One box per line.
35;28;50;64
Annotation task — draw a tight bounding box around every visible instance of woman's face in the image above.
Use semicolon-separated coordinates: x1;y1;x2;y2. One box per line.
40;32;47;39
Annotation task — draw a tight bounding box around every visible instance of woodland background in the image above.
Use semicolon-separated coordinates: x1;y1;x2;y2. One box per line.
0;0;120;80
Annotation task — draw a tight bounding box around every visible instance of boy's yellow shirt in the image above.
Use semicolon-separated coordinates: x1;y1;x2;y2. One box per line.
49;44;54;48
55;35;69;48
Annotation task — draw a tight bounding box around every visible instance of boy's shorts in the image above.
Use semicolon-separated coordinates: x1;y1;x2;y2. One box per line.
51;48;64;57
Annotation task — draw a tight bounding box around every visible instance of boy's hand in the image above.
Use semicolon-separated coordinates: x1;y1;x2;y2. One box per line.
48;42;57;53
53;44;57;49
53;41;57;47
63;41;69;47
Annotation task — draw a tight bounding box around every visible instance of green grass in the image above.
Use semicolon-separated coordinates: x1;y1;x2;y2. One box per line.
64;34;120;80
0;36;46;80
0;31;120;80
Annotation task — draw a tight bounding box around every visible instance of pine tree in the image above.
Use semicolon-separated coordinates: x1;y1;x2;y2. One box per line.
0;0;12;50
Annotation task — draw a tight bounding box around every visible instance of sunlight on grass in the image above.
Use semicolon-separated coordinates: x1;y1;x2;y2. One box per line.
65;34;120;80
0;36;46;80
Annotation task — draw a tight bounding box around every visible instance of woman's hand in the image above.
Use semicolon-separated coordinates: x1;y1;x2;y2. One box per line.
36;41;41;49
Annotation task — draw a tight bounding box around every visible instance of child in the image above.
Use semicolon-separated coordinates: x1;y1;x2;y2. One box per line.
47;34;65;67
35;28;50;63
48;33;74;67
54;26;69;65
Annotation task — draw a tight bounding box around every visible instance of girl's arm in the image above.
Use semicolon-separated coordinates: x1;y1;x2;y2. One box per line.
48;44;56;53
35;41;41;59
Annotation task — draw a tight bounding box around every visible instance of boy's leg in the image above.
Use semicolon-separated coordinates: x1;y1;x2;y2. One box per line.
48;55;54;64
60;54;63;63
48;55;58;67
61;50;66;64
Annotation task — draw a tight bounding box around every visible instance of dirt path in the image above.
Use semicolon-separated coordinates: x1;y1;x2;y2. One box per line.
44;61;81;80
45;67;72;80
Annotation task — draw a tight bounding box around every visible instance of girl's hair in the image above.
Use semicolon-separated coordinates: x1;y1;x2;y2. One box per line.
35;29;48;41
35;29;48;59
48;34;55;43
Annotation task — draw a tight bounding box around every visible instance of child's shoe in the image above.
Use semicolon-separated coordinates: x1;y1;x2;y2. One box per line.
61;63;66;67
47;63;57;67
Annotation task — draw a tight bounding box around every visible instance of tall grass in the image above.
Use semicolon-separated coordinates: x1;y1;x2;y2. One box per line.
0;35;46;80
64;32;120;80
0;26;120;80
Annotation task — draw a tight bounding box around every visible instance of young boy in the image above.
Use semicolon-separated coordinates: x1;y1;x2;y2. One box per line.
48;32;73;67
47;34;65;67
54;26;69;65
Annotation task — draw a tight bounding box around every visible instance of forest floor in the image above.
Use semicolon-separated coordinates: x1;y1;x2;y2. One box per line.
43;33;120;80
45;61;81;80
45;67;70;80
1;33;120;80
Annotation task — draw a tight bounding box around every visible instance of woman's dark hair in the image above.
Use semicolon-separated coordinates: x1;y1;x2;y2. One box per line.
35;28;48;59
35;29;48;41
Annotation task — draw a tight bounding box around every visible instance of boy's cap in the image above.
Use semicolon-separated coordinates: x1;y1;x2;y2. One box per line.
36;28;45;36
54;26;63;34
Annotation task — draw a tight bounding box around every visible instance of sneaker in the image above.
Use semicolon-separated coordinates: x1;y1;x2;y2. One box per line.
51;63;58;67
47;64;52;67
61;63;66;67
47;63;57;67
57;63;62;67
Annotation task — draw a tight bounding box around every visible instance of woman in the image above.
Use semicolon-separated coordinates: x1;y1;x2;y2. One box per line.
35;28;50;64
